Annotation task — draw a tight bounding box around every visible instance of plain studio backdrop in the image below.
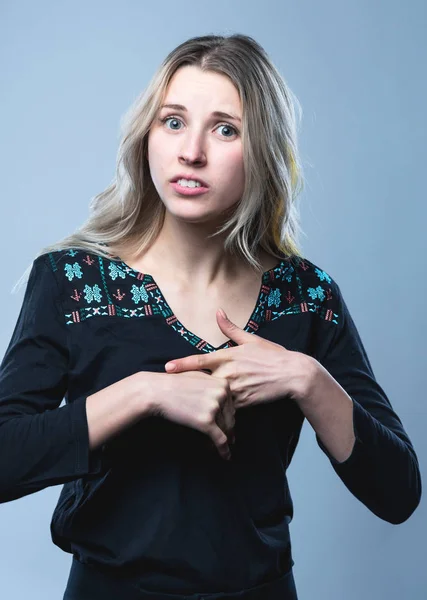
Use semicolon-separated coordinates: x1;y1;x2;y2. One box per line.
0;1;425;599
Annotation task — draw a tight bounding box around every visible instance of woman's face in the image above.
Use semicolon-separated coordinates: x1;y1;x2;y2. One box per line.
147;65;245;225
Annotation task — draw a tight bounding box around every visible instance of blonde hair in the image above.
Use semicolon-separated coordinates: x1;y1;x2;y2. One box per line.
13;33;306;293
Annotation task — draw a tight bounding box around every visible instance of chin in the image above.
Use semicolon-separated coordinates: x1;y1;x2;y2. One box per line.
167;206;227;225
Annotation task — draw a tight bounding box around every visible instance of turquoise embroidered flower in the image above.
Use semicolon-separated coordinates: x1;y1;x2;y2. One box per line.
84;284;102;303
314;267;332;284
64;262;83;281
130;284;149;304
108;262;127;281
307;285;326;301
268;288;282;308
278;265;294;282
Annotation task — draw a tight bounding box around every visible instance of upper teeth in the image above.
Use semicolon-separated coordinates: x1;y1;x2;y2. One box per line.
177;179;202;188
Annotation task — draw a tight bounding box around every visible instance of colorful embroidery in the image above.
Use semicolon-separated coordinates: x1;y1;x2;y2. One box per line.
64;262;83;281
130;284;149;304
108;262;127;281
307;285;327;302
83;284;102;303
314;267;332;284
47;249;340;352
267;288;282;308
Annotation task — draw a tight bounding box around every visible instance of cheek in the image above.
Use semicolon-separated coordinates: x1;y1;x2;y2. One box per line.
223;145;244;173
219;151;245;189
147;134;169;183
147;132;161;164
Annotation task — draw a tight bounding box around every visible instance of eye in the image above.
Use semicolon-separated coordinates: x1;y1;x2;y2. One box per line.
159;115;238;139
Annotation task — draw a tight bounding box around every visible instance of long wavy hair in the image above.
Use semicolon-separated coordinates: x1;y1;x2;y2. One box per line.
13;33;305;293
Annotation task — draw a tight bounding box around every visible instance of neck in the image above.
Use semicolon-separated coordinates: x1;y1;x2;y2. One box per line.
123;212;267;288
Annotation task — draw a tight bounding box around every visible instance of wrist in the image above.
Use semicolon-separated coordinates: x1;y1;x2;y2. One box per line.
290;353;321;406
130;371;158;418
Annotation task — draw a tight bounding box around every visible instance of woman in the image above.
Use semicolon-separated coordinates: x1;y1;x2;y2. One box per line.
0;34;421;600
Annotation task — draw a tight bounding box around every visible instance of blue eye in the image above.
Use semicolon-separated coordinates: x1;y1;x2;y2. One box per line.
159;115;238;138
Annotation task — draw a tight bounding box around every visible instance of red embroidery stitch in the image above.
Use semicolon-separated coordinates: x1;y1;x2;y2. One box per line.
113;289;126;301
70;290;82;302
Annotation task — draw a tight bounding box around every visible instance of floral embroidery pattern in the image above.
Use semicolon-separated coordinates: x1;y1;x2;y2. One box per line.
64;262;83;281
268;288;281;308
130;284;149;304
314;267;332;284
108;262;127;281
307;285;327;302
83;284;102;303
47;249;340;352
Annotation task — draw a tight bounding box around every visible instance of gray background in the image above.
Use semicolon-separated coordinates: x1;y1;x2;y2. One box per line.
0;1;425;598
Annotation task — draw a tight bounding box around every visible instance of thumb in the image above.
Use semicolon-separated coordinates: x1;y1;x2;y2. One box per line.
216;308;253;345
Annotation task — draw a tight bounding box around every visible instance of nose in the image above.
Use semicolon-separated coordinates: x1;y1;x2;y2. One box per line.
179;132;207;165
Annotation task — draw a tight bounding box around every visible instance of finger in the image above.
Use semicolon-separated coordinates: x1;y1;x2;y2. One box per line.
208;424;231;460
165;349;229;374
215;404;234;441
215;406;226;433
221;391;236;442
209;375;234;441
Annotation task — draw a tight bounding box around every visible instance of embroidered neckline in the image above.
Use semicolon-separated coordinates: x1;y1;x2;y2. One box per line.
114;255;291;352
53;249;339;353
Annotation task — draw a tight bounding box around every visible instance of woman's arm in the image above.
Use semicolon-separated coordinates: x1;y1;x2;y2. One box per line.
85;372;152;451
298;278;422;525
0;256;152;504
293;358;356;463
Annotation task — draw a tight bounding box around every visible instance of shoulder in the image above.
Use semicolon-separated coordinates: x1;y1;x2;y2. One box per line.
298;256;345;327
38;247;116;282
270;255;342;326
274;254;339;291
293;255;339;294
36;248;139;324
34;248;109;305
39;248;98;275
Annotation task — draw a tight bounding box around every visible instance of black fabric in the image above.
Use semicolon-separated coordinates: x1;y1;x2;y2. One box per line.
63;556;298;599
0;248;421;597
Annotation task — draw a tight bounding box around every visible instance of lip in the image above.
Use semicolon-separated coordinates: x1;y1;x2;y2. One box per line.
170;181;210;196
170;173;209;188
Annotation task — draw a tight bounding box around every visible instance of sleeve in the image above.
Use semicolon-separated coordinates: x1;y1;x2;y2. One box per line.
314;278;422;525
0;254;105;504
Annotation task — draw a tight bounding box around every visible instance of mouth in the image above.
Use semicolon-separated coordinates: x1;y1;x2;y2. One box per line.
170;174;209;188
170;181;210;196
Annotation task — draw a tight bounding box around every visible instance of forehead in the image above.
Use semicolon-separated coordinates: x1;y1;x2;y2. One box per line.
163;66;241;113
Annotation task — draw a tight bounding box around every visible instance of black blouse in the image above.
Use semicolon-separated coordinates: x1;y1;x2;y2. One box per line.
0;248;421;595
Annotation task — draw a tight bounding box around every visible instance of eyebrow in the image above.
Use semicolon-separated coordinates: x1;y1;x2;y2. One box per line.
160;103;241;123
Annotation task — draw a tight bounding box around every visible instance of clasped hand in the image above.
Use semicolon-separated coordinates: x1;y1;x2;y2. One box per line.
164;308;310;410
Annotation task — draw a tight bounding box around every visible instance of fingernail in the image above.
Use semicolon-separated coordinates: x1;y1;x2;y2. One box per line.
218;308;228;320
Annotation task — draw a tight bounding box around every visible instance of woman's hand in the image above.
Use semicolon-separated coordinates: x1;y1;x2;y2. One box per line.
145;369;235;461
164;308;313;410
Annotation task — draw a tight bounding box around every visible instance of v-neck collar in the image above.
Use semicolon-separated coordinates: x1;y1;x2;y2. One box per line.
110;254;291;353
